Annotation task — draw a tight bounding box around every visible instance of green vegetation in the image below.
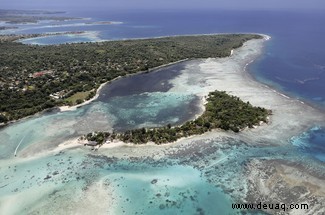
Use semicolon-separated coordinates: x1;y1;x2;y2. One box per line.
83;131;112;145
64;90;94;105
0;33;262;123
85;90;271;145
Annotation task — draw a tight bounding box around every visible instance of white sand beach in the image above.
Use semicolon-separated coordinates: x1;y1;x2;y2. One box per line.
59;81;107;112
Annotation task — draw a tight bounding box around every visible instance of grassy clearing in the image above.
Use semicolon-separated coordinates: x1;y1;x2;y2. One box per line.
64;90;93;105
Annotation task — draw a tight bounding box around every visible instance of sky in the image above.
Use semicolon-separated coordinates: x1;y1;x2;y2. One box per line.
1;0;325;11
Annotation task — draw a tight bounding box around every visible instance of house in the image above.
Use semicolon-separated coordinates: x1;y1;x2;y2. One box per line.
84;141;98;146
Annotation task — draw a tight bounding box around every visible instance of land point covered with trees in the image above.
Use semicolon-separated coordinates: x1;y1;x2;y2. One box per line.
0;9;78;24
84;90;270;145
0;33;262;123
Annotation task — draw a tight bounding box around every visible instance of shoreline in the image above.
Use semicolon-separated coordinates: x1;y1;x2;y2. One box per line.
15;31;266;46
6;33;269;118
99;32;268;43
58;58;190;112
58;81;106;112
101;35;324;149
54;34;325;152
1;33;244;129
202;38;325;144
241;35;325;114
11;34;325;156
0;56;192;127
4;33;324;148
15;31;102;45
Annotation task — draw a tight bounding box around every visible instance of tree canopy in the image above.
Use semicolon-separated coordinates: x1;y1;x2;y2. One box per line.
85;90;271;145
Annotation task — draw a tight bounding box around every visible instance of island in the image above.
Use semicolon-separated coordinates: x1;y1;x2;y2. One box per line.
83;90;270;145
0;33;262;124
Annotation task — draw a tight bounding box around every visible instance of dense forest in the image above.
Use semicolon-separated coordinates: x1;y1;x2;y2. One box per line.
84;90;270;145
0;34;262;123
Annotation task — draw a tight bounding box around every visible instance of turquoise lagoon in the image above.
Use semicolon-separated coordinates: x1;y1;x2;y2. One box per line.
0;62;200;160
0;128;313;214
0;146;236;214
17;32;102;45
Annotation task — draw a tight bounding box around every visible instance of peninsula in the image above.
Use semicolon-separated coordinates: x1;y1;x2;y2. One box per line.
84;90;270;145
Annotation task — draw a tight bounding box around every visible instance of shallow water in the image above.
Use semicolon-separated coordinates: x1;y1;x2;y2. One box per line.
0;145;236;214
17;32;101;45
0;61;203;160
0;104;112;159
1;131;322;214
105;164;233;214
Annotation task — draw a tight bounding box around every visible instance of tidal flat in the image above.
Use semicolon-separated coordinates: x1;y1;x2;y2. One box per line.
0;36;324;214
